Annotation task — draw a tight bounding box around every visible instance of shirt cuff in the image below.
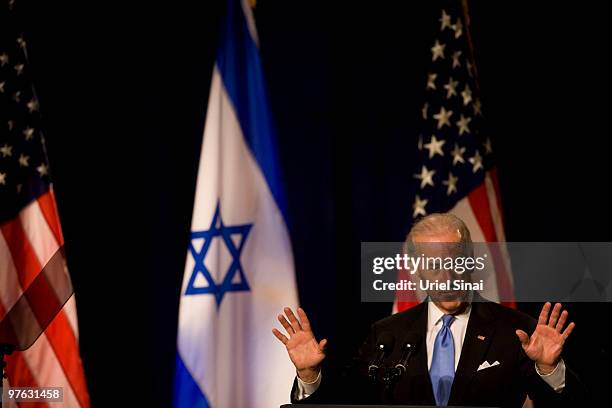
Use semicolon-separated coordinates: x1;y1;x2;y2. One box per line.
535;359;566;392
294;371;322;400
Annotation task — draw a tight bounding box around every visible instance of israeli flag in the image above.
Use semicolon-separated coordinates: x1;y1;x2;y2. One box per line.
173;1;299;407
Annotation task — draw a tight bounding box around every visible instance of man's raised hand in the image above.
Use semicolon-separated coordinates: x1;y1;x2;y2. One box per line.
515;302;575;374
272;307;327;383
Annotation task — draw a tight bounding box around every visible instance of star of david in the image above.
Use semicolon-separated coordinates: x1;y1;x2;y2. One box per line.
185;201;252;306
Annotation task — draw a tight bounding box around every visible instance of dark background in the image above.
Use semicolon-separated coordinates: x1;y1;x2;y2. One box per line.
14;0;612;406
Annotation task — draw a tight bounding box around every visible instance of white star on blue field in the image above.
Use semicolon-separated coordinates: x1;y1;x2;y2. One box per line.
185;202;252;307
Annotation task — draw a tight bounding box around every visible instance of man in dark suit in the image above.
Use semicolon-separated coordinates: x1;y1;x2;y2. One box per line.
272;213;586;407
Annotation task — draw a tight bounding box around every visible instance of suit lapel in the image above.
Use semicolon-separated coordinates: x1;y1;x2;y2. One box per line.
395;301;436;404
414;302;436;404
448;300;496;405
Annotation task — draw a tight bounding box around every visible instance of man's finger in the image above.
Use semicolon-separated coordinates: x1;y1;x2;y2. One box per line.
562;322;575;339
278;314;295;335
555;310;568;333
297;308;312;331
548;303;562;328
272;328;289;345
318;338;328;350
515;329;530;348
285;307;303;331
538;302;551;325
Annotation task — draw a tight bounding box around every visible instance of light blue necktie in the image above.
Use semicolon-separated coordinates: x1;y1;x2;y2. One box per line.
430;314;456;406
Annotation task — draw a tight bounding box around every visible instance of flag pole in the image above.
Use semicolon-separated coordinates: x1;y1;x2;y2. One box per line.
460;0;481;94
0;343;15;407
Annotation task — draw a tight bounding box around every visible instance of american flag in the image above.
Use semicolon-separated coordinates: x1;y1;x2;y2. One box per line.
0;1;90;407
394;0;514;312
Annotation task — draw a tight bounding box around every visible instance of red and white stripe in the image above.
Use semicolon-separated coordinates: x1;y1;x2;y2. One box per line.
0;189;90;408
394;169;515;312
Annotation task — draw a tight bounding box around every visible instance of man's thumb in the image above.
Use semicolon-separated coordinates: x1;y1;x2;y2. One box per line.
515;330;529;347
318;338;328;350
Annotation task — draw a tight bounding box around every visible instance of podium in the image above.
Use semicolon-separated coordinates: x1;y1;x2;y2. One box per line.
281;406;497;408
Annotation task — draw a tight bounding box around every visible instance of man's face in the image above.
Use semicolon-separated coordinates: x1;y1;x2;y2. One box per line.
412;229;470;314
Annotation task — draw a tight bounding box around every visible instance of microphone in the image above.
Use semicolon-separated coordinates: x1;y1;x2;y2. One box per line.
393;333;420;377
368;332;395;380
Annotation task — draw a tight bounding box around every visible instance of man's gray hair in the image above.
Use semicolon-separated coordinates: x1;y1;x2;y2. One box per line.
404;213;473;255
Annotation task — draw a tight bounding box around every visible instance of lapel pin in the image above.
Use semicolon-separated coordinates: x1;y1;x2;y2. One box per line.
477;335;486;341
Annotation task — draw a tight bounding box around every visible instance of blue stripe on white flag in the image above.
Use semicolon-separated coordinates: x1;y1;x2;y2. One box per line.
215;0;289;221
173;354;210;408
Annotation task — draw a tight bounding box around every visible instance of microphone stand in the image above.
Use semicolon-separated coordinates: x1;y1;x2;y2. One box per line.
380;366;401;404
368;342;390;383
378;342;416;404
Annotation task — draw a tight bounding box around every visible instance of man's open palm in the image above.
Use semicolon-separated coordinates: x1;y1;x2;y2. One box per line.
273;307;327;382
516;302;575;372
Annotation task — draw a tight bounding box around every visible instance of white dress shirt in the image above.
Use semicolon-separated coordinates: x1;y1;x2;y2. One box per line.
295;302;566;400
